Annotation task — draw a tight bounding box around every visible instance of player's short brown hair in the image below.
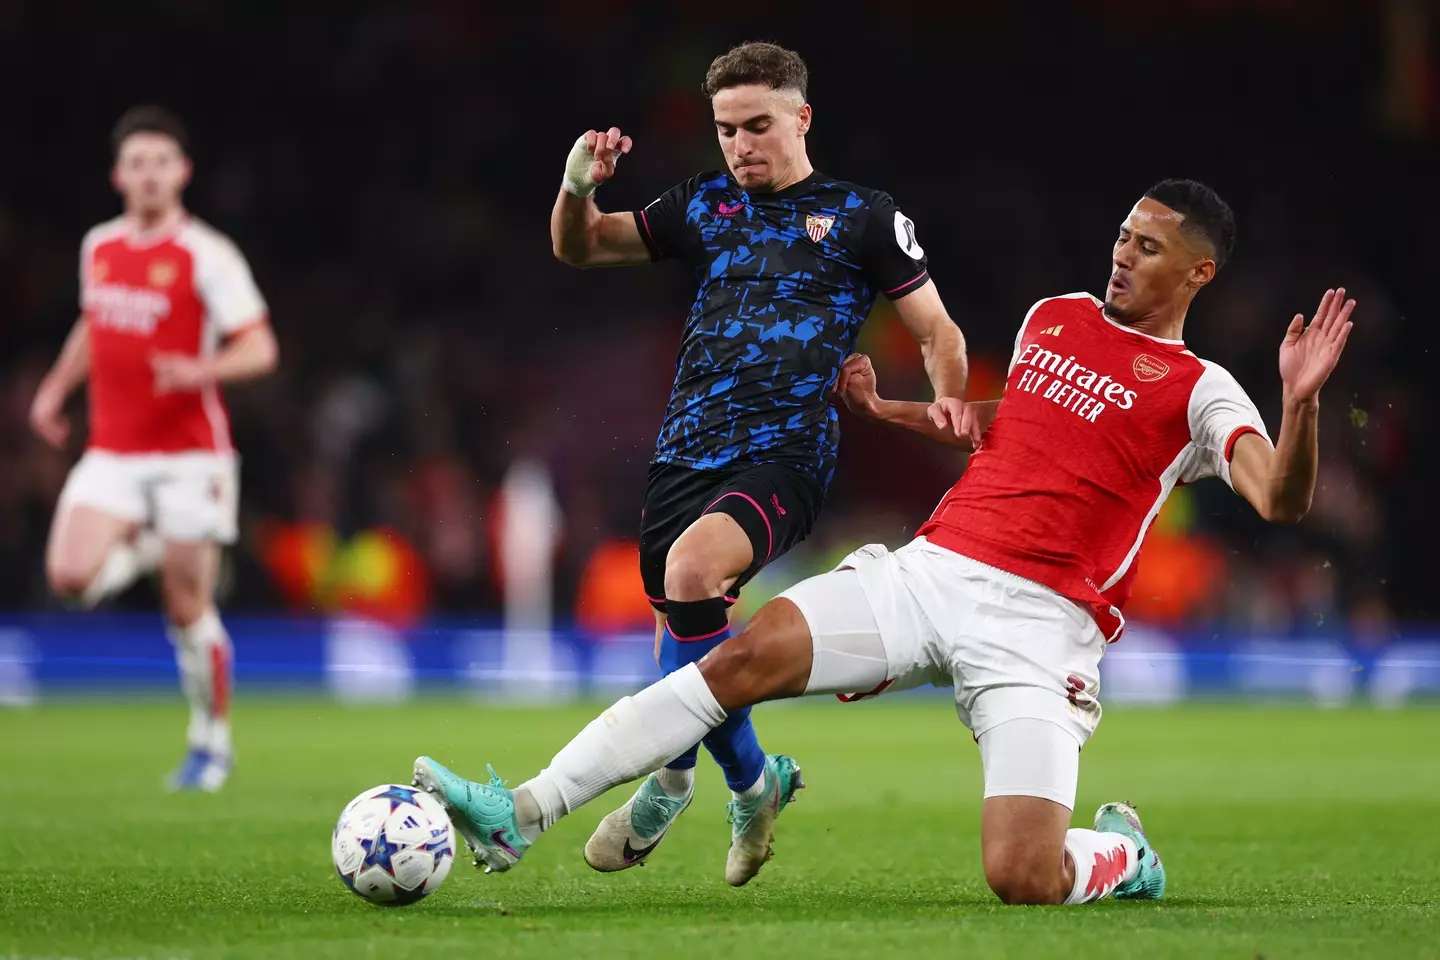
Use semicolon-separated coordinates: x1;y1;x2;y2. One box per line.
702;42;808;100
111;105;189;157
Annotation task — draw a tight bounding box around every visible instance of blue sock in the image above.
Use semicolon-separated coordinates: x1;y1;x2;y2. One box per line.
658;598;767;792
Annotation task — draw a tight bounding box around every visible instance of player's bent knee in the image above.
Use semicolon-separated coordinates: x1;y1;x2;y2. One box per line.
984;854;1067;906
662;550;724;603
46;559;95;599
664;515;751;601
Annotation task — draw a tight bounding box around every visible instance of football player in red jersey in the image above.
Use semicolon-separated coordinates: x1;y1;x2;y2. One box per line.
29;106;279;791
409;180;1352;907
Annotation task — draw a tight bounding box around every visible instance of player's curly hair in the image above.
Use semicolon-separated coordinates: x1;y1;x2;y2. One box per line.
1144;179;1236;271
702;42;808;100
111;105;189;157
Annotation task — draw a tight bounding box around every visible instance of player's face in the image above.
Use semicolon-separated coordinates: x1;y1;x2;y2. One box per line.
711;85;811;191
112;132;190;216
1104;198;1215;322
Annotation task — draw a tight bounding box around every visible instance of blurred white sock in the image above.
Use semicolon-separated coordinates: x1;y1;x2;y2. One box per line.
168;608;233;756
80;531;161;609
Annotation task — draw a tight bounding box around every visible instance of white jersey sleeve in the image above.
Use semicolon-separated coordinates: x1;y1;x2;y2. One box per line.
1183;359;1272;488
188;224;268;335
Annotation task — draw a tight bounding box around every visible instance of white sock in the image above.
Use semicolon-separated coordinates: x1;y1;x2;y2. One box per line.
735;770;767;801
656;765;695;798
517;663;726;833
168;608;233;756
80;544;141;609
1063;829;1140;904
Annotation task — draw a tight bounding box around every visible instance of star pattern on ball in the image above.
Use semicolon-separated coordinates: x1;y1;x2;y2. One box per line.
360;832;401;876
426;839;454;867
370;785;421;810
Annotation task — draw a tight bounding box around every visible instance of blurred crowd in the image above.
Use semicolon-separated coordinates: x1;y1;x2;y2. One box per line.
0;1;1433;640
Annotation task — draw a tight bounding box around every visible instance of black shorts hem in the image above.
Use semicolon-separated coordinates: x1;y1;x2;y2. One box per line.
639;462;823;607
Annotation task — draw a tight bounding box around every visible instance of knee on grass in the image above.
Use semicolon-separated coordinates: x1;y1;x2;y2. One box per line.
984;847;1069;906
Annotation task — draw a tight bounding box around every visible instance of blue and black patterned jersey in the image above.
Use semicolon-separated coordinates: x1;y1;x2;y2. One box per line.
634;170;930;486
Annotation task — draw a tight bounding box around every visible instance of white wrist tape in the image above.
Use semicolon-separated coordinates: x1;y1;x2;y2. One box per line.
561;135;601;197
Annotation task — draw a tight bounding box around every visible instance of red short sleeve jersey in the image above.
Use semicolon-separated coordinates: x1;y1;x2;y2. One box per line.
80;215;267;453
918;293;1269;641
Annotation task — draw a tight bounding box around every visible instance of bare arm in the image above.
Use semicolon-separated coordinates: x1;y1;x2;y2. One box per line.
1228;403;1318;524
550;128;652;268
1228;287;1355;524
29;317;90;448
891;279;968;401
46;317;91;394
152;323;279;394
550;191;652;268
835;352;996;452
867;397;999;452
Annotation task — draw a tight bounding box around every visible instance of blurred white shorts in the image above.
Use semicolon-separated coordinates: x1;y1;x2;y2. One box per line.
58;450;239;544
780;537;1107;748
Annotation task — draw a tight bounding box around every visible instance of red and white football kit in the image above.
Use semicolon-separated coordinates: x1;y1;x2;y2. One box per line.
57;215;267;542
781;292;1269;806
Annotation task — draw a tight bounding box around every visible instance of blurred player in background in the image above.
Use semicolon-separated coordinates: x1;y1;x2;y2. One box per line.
547;41;968;884
414;180;1354;905
28;106;278;792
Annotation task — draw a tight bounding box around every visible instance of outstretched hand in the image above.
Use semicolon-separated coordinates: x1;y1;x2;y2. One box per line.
1279;287;1355;402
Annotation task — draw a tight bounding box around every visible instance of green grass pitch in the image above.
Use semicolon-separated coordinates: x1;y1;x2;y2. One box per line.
2;696;1437;959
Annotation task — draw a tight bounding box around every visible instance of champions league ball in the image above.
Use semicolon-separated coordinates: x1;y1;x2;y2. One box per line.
332;784;455;905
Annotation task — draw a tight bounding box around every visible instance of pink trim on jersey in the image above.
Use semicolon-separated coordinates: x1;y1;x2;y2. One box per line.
1224;425;1260;461
703;491;773;563
884;270;928;296
638;208;656;248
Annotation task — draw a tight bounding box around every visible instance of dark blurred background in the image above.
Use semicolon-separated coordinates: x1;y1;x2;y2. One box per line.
1;0;1434;645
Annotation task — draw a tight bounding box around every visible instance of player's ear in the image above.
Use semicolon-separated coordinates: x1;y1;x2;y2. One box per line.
1190;257;1217;290
110;164;122;194
797;103;812;136
178;157;194;191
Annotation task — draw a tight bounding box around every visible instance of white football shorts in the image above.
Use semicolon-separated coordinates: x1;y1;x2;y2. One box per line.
57;450;239;544
778;537;1107;809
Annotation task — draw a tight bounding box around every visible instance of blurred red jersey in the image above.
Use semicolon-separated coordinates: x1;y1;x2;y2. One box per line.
918;293;1269;641
80;215;267;453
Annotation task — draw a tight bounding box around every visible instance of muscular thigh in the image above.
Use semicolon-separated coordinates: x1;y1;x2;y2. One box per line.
46;504;135;581
50;452;147;577
639;463;731;607
776;545;948;702
978;718;1080;888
